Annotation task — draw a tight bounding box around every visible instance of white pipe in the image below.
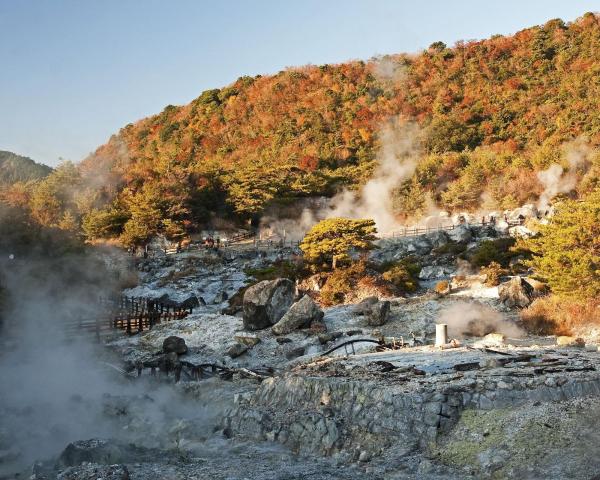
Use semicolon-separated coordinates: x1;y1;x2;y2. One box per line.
435;324;448;347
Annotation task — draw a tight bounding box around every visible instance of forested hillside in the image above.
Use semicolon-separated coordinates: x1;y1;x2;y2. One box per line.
3;13;600;245
0;151;51;186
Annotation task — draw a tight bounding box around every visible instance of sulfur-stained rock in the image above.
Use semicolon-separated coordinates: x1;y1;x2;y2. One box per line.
556;336;585;347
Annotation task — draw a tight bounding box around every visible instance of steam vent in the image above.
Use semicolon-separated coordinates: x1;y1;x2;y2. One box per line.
3;6;600;480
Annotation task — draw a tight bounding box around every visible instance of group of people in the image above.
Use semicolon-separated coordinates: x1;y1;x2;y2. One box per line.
203;236;221;249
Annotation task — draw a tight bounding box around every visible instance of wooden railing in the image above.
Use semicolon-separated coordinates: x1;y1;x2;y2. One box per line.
379;218;525;239
65;294;195;341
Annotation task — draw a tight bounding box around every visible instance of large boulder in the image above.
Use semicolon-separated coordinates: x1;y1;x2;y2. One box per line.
353;296;379;315
242;278;295;330
498;276;534;308
56;439;123;468
162;336;188;355
272;295;324;335
447;225;472;243
367;300;390;326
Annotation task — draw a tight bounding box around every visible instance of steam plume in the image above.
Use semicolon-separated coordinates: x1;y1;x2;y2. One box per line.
537;137;592;210
326;119;421;233
437;301;524;339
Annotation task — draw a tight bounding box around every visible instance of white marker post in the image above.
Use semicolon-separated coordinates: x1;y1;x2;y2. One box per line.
435;323;448;347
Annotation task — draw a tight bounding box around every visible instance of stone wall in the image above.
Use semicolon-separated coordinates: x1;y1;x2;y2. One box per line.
223;372;600;459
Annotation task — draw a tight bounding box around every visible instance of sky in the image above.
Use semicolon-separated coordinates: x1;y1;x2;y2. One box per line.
0;0;598;166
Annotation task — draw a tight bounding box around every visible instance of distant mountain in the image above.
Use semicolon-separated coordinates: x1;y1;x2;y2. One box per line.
0;151;52;186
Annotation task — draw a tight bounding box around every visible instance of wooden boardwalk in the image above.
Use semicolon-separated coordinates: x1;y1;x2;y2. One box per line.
66;295;195;341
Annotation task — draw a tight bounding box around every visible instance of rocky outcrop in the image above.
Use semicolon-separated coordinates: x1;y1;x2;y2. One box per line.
419;266;452;280
498;276;533;308
272;295;324;335
56;439;123;468
447;225;472;243
426;230;450;248
162;336;187;355
225;370;600;461
367;300;390;327
242;278;295;330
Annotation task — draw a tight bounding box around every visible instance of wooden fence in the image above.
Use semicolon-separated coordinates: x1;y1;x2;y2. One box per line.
66;294;195;341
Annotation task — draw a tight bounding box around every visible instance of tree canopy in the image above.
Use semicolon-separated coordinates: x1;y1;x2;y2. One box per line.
300;217;377;269
521;188;600;299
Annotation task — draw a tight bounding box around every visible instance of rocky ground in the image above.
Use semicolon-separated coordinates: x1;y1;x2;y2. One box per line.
8;213;600;480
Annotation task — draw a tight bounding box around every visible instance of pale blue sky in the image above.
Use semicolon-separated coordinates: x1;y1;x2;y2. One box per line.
1;0;598;166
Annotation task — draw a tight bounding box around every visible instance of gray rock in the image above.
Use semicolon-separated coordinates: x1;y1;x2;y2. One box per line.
162;336;187;355
418;265;448;280
285;346;306;360
447;225;472;243
57;464;130;480
242;278;295;330
498;276;533;308
353;296;378;315
272;295;324;335
367;301;390;327
213;291;229;304
56;439;123;468
318;331;343;344
226;343;248;358
234;335;261;347
180;295;200;309
426;230;450;248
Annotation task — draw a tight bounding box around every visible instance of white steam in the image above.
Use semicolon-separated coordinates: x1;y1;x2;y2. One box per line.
437;301;524;339
326;119;421;233
537;137;592;210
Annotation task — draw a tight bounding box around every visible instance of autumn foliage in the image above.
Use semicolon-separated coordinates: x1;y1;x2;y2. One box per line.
4;13;600;245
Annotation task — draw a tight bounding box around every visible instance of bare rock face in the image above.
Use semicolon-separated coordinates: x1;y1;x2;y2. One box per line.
353;296;378;315
56;439;123;469
447;225;472;243
162;335;188;355
367;300;390;327
227;343;249;358
272;295;324;335
426;230;450;248
242;278;295;330
57;463;130;480
498;276;534;308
